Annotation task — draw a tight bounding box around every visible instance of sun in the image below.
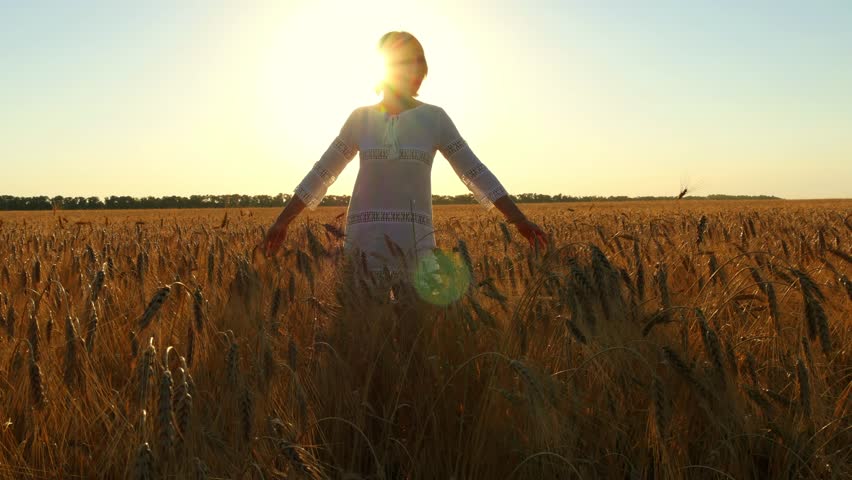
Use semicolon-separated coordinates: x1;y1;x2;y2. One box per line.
368;49;389;97
260;19;393;112
256;1;452;170
258;24;387;155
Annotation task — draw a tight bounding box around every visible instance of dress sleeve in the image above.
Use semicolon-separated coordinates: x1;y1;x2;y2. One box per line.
436;107;508;210
293;108;360;210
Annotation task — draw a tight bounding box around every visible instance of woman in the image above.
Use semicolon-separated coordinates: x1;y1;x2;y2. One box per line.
262;31;548;280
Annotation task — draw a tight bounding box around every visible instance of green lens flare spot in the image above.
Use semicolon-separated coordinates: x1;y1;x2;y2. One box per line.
412;250;470;306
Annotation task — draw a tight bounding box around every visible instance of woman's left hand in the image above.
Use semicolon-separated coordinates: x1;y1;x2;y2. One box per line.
513;218;548;250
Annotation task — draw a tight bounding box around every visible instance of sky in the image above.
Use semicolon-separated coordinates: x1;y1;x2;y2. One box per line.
1;0;850;200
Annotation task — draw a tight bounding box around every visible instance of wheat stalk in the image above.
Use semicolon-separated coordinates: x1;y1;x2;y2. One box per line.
138;286;171;331
132;443;155;480
64;314;81;388
157;369;175;455
796;358;811;418
85;300;98;353
28;342;46;408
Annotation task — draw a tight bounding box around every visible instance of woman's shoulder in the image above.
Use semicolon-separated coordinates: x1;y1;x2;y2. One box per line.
416;102;445;115
355;101;445;115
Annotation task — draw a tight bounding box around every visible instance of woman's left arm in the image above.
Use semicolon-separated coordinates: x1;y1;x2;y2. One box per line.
437;108;548;249
493;195;548;249
437;107;508;210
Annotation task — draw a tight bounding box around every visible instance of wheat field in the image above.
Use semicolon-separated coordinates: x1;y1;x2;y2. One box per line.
0;200;849;479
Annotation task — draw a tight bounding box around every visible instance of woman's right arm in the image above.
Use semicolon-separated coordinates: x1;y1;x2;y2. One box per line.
262;194;306;256
275;193;307;225
263;108;361;256
292;108;361;210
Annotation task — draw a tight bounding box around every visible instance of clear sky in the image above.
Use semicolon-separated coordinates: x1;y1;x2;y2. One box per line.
2;0;850;199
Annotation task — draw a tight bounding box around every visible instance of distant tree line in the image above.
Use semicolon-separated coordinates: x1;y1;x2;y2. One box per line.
0;193;781;211
0;194;294;211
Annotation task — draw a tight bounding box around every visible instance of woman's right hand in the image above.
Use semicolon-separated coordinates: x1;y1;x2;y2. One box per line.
262;218;290;257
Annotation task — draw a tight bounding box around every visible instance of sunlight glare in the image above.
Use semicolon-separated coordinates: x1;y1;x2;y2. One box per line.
253;0;475;197
369;49;389;96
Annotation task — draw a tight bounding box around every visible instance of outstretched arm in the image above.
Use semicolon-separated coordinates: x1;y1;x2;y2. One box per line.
262;108;360;256
437;108;548;249
262;194;306;257
437;108;507;211
293;108;361;210
493;194;526;223
493;195;548;249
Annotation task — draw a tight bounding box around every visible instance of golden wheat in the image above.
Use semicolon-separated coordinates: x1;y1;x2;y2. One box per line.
0;200;848;478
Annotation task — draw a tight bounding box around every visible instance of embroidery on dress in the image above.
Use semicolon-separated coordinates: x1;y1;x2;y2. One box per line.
440;138;468;158
348;210;433;226
485;185;508;202
460;163;488;185
362;148;434;166
310;162;336;185
330;136;358;160
294;184;319;207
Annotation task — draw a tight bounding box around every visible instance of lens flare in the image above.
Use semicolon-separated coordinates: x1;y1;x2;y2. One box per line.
412;249;471;306
370;50;388;95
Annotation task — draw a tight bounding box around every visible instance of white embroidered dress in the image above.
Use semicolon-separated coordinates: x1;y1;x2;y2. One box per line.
293;103;508;273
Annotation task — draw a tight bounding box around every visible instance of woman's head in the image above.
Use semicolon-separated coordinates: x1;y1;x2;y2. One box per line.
375;31;428;98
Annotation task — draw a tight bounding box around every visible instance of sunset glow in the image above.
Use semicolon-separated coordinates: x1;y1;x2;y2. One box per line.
2;0;850;199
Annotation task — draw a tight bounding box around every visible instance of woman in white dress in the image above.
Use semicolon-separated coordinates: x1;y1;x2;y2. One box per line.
262;31;548;283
